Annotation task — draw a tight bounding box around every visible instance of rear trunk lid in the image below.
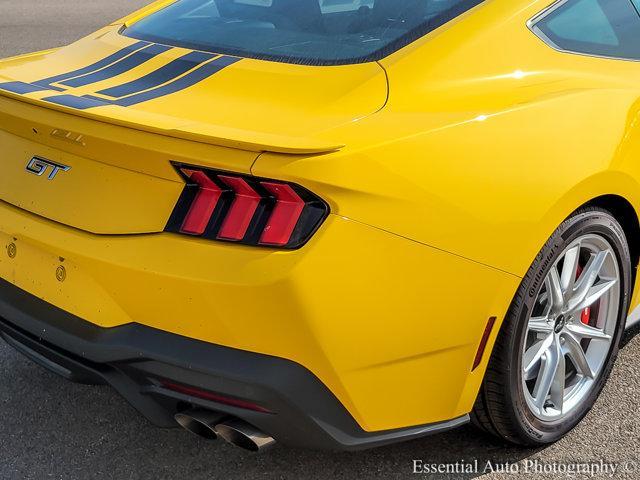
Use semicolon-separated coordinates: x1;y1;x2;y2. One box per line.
0;28;387;234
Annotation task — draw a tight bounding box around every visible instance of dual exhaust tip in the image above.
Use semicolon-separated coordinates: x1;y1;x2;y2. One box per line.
174;409;276;452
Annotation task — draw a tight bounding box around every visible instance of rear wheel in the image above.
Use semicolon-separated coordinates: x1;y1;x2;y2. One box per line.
472;207;632;445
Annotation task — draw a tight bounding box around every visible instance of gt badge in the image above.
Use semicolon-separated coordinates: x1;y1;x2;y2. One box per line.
26;156;71;180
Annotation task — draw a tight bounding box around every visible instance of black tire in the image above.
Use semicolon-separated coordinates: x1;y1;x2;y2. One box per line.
472;207;632;445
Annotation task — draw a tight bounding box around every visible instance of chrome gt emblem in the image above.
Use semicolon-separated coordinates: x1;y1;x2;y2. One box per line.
26;156;71;180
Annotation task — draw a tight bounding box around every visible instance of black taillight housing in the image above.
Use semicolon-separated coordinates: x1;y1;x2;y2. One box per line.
165;163;329;249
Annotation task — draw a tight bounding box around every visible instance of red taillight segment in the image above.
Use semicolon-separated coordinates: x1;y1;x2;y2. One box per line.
180;169;223;235
166;164;329;249
259;183;305;246
217;176;262;241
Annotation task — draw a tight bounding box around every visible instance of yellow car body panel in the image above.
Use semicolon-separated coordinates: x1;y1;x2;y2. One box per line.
0;0;639;441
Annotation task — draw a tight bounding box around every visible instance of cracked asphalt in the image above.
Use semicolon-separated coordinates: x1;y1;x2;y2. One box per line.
1;1;640;479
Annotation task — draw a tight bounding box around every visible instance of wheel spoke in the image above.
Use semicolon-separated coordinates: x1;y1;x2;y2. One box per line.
523;334;554;378
533;336;561;410
563;333;594;379
568;279;617;314
560;243;580;297
548;267;564;314
528;316;553;334
566;322;611;341
549;340;566;413
567;251;608;312
538;291;552;317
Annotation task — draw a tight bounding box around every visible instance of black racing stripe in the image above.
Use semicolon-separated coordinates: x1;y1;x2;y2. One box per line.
112;56;240;107
43;56;240;110
34;41;149;88
60;43;172;88
0;81;49;94
42;94;108;110
97;51;215;99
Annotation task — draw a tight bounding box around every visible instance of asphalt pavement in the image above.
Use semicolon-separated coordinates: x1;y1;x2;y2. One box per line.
1;1;640;478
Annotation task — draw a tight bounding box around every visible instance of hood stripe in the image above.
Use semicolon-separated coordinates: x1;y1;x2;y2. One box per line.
59;43;172;88
97;50;216;99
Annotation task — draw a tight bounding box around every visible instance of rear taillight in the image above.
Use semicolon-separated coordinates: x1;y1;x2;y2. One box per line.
165;163;329;249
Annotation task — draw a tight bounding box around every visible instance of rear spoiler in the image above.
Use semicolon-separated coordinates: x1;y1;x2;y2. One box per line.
0;88;344;155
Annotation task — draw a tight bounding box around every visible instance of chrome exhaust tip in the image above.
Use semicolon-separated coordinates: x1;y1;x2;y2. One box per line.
215;419;276;452
174;409;226;441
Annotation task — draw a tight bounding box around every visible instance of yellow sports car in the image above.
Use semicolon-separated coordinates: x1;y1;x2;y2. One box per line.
1;0;639;451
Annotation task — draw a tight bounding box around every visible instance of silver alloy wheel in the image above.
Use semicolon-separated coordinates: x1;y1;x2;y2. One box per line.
522;234;620;421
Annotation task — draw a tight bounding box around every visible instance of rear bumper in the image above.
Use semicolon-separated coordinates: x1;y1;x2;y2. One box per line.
0;277;468;450
0;198;520;436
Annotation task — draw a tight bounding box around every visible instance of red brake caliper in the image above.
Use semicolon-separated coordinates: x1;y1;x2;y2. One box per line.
576;264;592;325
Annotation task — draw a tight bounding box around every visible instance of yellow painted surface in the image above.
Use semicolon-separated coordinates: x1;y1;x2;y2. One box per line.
0;0;639;432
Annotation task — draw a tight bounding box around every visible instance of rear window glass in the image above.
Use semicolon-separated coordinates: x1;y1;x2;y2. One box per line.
123;0;484;65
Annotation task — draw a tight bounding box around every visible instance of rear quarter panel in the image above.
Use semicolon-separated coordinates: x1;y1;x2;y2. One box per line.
254;0;640;284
